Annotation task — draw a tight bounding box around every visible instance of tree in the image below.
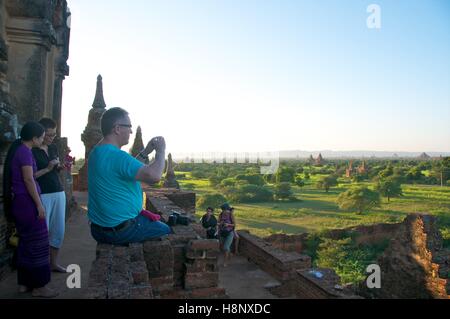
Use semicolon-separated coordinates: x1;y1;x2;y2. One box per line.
295;175;305;188
226;184;274;203
316;175;338;193
235;174;265;186
337;186;381;214
275;166;296;184
197;193;228;209
220;178;237;187
208;175;222;187
274;182;294;200
378;164;394;179
376;178;403;202
406;166;424;182
431;157;450;187
351;173;365;183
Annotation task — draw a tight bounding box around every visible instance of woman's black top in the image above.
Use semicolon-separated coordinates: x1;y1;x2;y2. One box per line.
201;214;218;239
32;144;63;194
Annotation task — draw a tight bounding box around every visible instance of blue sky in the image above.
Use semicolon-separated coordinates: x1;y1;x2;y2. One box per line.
62;0;450;158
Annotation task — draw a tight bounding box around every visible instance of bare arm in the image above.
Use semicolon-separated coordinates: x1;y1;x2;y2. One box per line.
135;136;166;184
35;159;58;178
135;150;166;184
22;166;45;219
229;212;236;227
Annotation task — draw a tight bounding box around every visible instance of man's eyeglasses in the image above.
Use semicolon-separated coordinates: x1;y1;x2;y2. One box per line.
116;124;132;129
46;133;57;138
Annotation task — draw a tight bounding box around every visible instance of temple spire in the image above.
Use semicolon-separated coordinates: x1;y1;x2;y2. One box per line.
130;126;145;158
163;153;180;189
92;74;106;108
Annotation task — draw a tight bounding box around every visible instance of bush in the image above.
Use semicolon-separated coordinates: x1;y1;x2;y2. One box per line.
276;166;296;183
274;182;294;200
220;178;237;187
191;170;207;179
182;183;195;190
337;186;380;214
295;175;305;187
196;193;227;209
208;175;222;187
316;238;387;284
316;175;338;193
235;174;265;186
225;184;273;203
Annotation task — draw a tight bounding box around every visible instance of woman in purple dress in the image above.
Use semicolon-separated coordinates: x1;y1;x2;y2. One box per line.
2;122;57;298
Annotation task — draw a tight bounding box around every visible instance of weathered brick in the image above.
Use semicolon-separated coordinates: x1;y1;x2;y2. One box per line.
187;239;220;252
87;286;108;299
130;261;149;284
88;271;108;287
109;271;131;285
90;258;110;273
190;287;228;299
159;289;189;299
185;260;218;273
130;285;154;299
149;276;174;292
96;243;113;259
112;246;130;258
186;249;219;260
184;271;219;289
129;243;144;262
107;283;130;299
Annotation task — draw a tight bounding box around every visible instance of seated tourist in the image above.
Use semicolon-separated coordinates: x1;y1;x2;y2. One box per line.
88;107;170;245
200;207;218;239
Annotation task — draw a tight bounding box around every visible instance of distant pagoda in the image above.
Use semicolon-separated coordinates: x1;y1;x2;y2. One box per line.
419;152;431;160
163;153;180;189
315;153;325;166
130;126;145;159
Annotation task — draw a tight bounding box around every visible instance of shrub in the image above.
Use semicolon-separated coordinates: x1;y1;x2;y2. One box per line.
316;175;338;193
182;183;195;190
196;193;227;209
274;182;294;200
316;238;387;284
276;166;296;183
295;175;305;187
225;184;273;203
235;174;265;186
191;170;207;179
220;178;237;187
337;186;380;214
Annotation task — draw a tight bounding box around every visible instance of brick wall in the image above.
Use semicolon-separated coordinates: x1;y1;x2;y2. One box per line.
239;230;363;299
87;190;227;299
238;230;311;281
87;243;153;299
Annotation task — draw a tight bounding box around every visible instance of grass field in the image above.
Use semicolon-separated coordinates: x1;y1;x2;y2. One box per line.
179;172;450;244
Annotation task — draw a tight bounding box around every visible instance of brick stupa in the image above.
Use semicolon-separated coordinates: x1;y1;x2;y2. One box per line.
78;75;107;191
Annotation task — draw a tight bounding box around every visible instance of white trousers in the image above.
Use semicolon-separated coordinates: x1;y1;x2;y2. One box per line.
41;191;66;248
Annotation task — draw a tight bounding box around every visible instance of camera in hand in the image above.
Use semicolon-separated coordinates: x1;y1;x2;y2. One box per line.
167;211;190;226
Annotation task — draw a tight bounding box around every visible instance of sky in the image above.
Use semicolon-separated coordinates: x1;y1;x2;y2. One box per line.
61;0;450;159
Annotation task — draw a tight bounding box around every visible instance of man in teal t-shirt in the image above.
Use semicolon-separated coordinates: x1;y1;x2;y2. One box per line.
88;107;170;245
